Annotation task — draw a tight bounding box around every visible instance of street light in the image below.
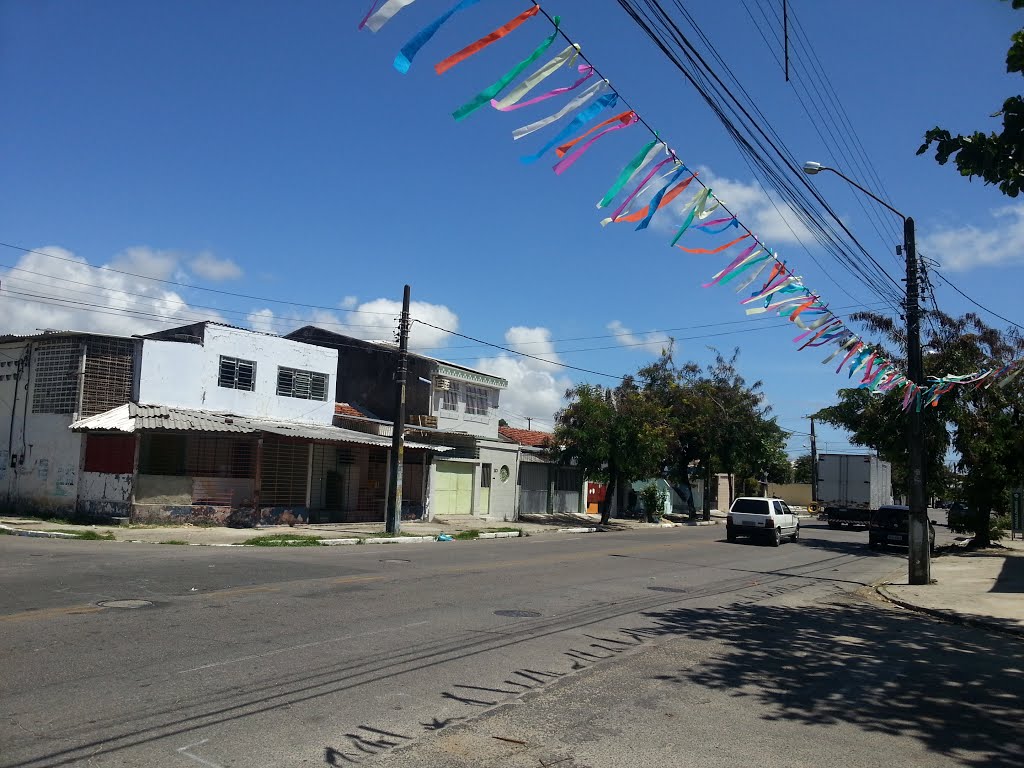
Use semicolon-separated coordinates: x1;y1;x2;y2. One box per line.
803;162;930;586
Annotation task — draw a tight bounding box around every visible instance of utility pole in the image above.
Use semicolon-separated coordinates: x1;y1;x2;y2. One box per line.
526;417;532;430
385;285;411;536
904;217;930;585
802;162;930;586
809;416;818;504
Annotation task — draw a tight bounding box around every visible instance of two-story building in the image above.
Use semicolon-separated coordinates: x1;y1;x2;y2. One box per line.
2;322;448;525
286;327;522;521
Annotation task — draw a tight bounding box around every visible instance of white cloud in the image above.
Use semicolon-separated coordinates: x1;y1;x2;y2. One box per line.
474;327;574;428
189;252;243;281
0;245;223;336
606;320;672;355
921;205;1024;271
243;298;459;348
691;167;813;246
340;295;358;309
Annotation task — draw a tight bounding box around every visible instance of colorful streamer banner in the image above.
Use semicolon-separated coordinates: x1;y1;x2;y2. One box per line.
394;0;485;74
453;16;561;121
435;5;540;74
352;2;1023;412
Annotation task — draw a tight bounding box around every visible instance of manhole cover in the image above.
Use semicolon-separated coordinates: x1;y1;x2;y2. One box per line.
97;599;153;609
380;559;410;564
494;609;541;618
647;586;688;594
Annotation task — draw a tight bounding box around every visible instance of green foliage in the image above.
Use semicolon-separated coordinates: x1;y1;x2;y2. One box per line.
793;454;814;484
161;540;189;545
638;483;668;522
53;529;116;541
818;310;1024;546
917;3;1024;196
241;533;323;546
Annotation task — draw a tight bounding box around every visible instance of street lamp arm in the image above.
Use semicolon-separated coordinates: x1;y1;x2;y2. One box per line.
818;167;906;221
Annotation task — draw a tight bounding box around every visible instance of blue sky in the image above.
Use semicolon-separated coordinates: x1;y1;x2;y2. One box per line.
2;0;1021;457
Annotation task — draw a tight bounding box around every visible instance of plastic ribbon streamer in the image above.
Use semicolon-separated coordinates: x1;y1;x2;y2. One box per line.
493;64;594;111
513;79;610;140
601;157;676;225
453;16;560;121
553;112;638;175
669;188;712;246
395;0;485;74
703;243;760;287
520;92;618;163
692;216;738;234
629;172;697;229
435;5;540;74
360;1;386;30
363;0;418;33
490;44;580;110
677;232;750;255
596;139;662;209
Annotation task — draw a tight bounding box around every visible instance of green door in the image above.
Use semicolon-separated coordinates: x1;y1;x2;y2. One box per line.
434;461;474;515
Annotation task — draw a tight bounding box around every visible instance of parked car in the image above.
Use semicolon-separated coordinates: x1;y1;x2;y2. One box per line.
947;501;971;530
867;504;935;552
726;497;799;546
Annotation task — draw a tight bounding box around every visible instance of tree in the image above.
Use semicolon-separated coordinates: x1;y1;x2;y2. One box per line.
552;379;669;525
816;309;1024;545
498;418;509;428
917;1;1024;196
793;454;814;484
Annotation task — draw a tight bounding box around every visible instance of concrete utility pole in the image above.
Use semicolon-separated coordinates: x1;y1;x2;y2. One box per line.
803;162;930;585
385;285;411;536
809;416;818;504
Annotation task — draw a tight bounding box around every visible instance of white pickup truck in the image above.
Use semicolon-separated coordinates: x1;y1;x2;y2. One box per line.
726;497;800;546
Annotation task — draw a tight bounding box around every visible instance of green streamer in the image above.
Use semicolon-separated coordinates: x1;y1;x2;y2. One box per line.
670;188;711;246
453;16;560;122
596;139;659;209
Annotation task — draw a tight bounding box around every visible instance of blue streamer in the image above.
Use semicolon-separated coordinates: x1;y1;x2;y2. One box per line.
394;0;484;74
635;165;688;231
696;217;739;235
520;93;619;165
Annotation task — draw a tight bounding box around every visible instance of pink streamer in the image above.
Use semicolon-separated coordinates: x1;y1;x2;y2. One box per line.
553;115;638;175
359;0;385;29
606;157;675;221
702;243;760;287
491;65;595;111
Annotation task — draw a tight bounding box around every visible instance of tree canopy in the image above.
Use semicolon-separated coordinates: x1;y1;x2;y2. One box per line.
917;1;1024;196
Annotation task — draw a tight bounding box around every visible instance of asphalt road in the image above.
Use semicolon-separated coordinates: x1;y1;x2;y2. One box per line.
1;518;1014;768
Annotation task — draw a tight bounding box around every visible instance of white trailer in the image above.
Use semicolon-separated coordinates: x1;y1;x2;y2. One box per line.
817;454;893;528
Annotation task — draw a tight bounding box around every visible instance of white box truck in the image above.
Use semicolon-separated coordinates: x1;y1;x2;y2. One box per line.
817;453;893;528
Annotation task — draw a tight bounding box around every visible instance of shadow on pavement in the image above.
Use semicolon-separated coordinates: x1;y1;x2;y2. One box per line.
634;597;1024;767
992;554;1024;593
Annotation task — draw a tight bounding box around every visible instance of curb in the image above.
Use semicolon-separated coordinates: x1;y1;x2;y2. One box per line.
557;527;597;534
365;536;436;544
0;524;81;539
320;538;361;546
477;531;521;539
875;583;1024;638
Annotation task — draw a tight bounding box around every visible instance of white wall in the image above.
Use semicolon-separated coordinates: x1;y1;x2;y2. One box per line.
477;441;520;520
0;340;85;512
433;384;502;438
138;325;339;423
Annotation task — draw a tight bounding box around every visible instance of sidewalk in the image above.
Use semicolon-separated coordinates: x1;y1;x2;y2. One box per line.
0;511;678;546
879;537;1024;635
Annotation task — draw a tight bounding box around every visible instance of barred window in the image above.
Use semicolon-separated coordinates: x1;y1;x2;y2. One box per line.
218;356;256;391
441;383;460;411
32;338;81;414
465;385;489;416
277;366;328;401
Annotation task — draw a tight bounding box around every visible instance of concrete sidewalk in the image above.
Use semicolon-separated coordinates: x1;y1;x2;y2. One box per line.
879;537;1024;635
0;512;679;546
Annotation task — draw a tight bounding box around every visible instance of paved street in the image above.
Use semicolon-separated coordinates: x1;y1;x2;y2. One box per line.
1;521;1018;768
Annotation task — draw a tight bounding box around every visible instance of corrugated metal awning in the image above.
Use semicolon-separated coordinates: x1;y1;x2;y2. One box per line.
70;403;449;451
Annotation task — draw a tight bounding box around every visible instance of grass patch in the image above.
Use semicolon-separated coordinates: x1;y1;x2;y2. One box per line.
52;529;116;541
454;527;522;540
241;533;323;547
161;540;189;546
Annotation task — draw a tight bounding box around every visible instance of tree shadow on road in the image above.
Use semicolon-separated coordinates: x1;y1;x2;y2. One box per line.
635;596;1024;767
